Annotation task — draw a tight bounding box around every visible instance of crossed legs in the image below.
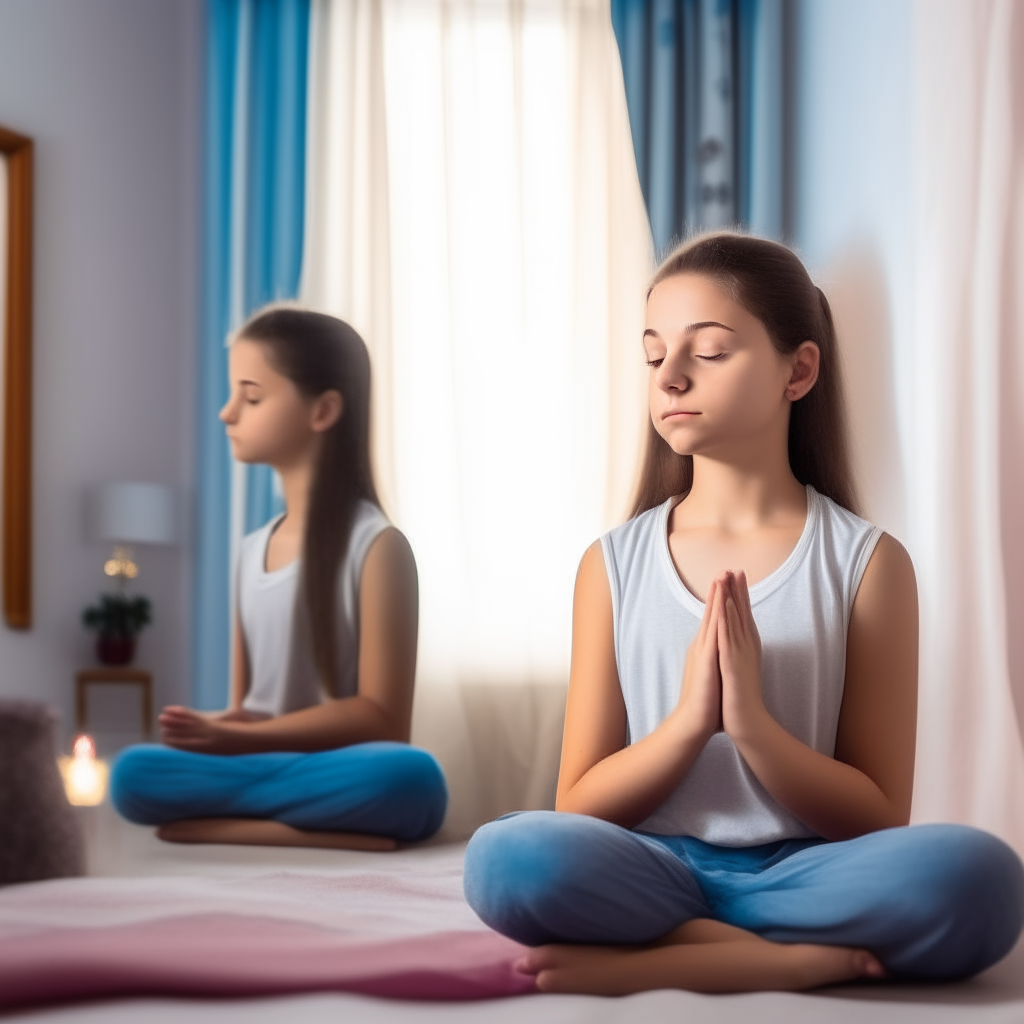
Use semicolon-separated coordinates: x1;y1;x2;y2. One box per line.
110;742;448;846
464;811;1024;993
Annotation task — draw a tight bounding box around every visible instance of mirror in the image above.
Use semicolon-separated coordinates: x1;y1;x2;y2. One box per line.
0;124;32;629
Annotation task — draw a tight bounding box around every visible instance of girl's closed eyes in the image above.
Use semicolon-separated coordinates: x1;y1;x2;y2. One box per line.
643;351;730;367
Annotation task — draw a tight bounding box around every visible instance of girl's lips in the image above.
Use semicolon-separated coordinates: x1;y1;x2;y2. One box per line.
663;410;700;418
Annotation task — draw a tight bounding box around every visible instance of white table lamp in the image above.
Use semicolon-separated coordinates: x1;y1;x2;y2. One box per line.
85;483;178;586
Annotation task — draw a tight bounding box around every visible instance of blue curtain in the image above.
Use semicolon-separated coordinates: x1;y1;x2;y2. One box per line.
241;0;309;536
193;0;309;709
611;0;786;257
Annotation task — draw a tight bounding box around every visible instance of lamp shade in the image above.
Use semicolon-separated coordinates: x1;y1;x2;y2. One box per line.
85;483;177;545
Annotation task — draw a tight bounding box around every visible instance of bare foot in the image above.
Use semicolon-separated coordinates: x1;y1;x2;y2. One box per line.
791;943;887;987
156;818;398;851
516;939;886;995
516;944;640;995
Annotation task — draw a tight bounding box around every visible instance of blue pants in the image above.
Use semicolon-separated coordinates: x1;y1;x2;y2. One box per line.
464;810;1024;980
110;741;448;843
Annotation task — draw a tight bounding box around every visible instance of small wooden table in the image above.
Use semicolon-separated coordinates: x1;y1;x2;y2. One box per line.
75;667;153;737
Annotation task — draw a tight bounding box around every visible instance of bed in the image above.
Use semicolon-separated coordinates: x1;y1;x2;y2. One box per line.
2;803;1023;1023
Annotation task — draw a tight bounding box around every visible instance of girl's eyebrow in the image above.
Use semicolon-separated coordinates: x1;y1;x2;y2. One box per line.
684;320;735;335
239;378;263;387
642;321;736;340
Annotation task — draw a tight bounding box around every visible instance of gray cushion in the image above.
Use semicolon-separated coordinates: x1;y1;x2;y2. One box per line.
0;700;85;885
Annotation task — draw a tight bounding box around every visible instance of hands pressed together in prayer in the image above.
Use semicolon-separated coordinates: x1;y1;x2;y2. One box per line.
676;570;767;745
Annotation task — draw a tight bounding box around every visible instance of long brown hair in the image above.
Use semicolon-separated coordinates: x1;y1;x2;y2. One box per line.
238;306;380;697
629;231;859;518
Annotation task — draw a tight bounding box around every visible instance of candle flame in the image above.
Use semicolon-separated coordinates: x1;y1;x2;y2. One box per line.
73;734;96;759
59;734;109;806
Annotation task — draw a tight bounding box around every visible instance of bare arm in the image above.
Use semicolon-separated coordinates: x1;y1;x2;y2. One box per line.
721;535;918;840
555;542;722;827
162;527;419;753
228;613;249;711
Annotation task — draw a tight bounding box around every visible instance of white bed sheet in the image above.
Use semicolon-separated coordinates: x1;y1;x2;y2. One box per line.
3;803;1022;1024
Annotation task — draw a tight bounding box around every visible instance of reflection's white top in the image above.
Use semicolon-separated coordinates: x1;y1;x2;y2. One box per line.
239;500;391;717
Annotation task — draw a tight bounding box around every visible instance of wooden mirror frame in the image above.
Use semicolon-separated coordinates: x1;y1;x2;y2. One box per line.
0;125;33;629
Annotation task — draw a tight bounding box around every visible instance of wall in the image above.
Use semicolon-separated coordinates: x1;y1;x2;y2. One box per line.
0;0;202;750
792;0;913;540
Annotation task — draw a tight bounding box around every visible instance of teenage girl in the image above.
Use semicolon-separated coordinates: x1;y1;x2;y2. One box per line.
463;234;1024;991
111;308;447;848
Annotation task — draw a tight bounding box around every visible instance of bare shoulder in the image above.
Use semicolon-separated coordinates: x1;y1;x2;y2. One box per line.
363;526;417;583
569;538;618;693
572;538;616;635
359;527;418;624
853;532;918;617
576;539;611;599
356;526;417;740
868;531;915;574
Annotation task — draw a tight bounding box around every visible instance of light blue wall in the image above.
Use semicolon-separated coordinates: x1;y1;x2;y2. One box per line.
791;0;914;538
793;0;912;285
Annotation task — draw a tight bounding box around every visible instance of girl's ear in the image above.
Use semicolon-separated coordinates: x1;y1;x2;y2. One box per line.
310;389;344;433
785;341;820;402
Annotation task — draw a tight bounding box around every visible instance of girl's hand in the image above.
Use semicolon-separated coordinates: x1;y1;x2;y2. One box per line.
159;705;245;753
718;572;767;742
673;577;724;741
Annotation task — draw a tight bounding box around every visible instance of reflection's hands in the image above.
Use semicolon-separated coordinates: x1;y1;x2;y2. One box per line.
159;705;245;753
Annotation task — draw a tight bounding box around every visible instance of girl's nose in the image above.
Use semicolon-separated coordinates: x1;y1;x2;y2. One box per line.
218;398;236;423
657;360;691;393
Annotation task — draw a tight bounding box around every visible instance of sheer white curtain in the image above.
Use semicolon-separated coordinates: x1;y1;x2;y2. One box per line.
907;0;1024;853
301;0;652;836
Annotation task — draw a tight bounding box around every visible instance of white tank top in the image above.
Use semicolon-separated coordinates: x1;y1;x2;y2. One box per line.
600;485;882;847
239;500;391;717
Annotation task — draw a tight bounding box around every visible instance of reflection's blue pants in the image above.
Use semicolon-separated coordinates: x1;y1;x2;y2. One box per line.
110;742;447;843
464;810;1024;979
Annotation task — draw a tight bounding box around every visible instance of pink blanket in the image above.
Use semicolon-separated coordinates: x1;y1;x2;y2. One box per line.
0;862;535;1008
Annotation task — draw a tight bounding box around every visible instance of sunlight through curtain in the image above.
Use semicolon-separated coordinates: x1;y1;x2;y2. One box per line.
301;0;653;834
908;0;1024;854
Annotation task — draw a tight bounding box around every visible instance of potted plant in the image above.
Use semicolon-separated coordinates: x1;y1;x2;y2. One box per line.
82;594;152;666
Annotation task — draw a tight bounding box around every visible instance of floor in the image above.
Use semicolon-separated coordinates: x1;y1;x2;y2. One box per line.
3;802;1024;1023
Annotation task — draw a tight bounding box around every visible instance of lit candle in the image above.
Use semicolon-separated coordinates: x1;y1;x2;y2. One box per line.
58;734;109;806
